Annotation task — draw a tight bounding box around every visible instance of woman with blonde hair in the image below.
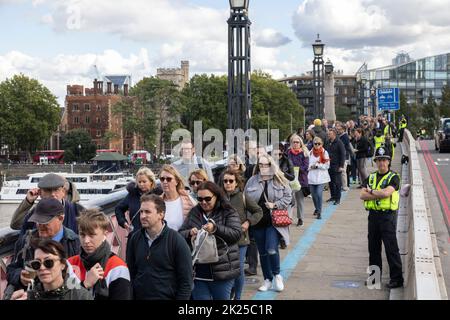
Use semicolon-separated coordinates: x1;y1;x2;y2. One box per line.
188;169;209;199
287;134;310;226
160;165;197;231
227;154;246;177
116;166;162;233
245;154;292;293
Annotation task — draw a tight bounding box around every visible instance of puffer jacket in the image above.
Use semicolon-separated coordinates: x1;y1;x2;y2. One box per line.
115;182;163;230
226;189;263;246
179;203;241;281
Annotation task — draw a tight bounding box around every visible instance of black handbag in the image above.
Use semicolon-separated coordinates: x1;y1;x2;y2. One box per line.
301;186;311;197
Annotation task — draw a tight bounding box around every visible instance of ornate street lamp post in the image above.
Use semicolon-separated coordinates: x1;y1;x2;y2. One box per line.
312;34;325;120
227;0;252;131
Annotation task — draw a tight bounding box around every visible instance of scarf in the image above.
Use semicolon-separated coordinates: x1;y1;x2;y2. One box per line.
80;240;111;298
312;147;329;164
289;148;302;156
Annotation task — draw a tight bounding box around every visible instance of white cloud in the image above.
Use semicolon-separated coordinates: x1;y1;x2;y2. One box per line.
292;0;450;73
0;49;152;105
254;29;291;48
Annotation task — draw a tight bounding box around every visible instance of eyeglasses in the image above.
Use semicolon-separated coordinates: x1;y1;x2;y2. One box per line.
197;196;215;203
189;180;203;186
223;179;235;184
160;177;173;183
29;258;60;271
258;163;270;168
292;141;301;144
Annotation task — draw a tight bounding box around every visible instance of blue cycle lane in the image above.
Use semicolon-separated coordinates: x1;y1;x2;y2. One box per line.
252;191;348;300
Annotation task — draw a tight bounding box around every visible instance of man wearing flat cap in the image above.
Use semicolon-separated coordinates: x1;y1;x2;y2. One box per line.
10;173;83;235
360;146;403;290
6;198;80;293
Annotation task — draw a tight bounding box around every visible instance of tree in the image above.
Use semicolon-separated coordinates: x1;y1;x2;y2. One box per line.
113;77;184;155
422;93;440;135
251;71;304;140
0;74;61;159
182;74;228;133
440;85;450;118
61;129;97;163
336;105;352;123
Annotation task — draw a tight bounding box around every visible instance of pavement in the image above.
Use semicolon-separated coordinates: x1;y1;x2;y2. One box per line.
241;150;405;300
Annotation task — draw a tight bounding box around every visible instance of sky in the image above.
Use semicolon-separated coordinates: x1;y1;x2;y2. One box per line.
1;0;450;106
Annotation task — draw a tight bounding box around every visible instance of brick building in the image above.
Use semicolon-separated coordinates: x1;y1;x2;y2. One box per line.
65;76;141;155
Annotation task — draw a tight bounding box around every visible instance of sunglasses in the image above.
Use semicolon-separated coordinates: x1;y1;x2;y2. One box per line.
259;163;270;168
160;177;173;183
292;141;301;144
223;179;235;184
314;143;322;146
197;196;215;203
29;258;60;271
189;180;203;186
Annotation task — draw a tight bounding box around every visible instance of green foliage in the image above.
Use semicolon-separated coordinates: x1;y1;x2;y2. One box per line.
113;77;185;150
336;105;352;123
440;85;450;117
181;74;228;133
251;72;304;140
422;93;440;133
61;129;97;162
0;74;60;159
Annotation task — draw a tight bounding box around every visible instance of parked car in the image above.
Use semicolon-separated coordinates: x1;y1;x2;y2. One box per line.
435;118;450;153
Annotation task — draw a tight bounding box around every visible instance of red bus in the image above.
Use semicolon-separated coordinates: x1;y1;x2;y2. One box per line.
32;150;65;164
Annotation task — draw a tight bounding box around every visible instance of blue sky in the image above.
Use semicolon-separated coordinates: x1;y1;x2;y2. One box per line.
1;0;449;105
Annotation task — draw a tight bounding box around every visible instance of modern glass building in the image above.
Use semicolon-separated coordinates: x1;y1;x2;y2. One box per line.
357;53;450;116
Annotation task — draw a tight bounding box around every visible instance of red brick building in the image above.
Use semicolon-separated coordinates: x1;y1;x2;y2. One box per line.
65;76;142;155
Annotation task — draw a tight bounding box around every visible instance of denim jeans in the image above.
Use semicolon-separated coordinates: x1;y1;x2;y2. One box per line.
253;226;280;281
233;245;248;300
310;184;325;214
192;279;235;300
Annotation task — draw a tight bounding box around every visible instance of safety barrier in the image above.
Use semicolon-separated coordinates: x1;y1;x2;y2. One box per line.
397;130;448;300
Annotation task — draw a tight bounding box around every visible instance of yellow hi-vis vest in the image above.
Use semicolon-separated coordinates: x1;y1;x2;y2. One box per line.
374;136;385;151
399;120;407;129
384;125;392;137
364;171;399;212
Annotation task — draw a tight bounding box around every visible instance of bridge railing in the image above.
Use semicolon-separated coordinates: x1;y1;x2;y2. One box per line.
398;130;447;300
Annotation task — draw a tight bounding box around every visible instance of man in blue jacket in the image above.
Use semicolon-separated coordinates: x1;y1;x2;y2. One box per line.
126;194;193;300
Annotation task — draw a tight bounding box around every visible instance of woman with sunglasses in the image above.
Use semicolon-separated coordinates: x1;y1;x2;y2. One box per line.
179;181;241;300
188;169;209;199
115;167;162;234
287;135;310;226
226;154;247;177
11;239;92;300
160;165;197;231
244;155;292;292
308;137;331;220
220;170;263;300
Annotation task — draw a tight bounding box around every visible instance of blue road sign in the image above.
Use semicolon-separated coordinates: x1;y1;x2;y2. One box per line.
377;88;400;111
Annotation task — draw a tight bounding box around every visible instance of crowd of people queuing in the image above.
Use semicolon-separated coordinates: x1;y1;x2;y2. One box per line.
4;113;399;300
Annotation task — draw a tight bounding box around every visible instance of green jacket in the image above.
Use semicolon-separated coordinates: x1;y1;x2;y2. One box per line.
227;189;263;246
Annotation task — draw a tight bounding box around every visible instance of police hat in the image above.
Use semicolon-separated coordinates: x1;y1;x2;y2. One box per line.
373;146;391;161
37;173;66;189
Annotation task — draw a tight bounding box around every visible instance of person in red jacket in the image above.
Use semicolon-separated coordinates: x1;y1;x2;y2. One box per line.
68;209;132;300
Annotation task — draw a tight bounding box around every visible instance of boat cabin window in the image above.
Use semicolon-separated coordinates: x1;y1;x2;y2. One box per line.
16;189;29;194
66;177;88;183
31;178;41;183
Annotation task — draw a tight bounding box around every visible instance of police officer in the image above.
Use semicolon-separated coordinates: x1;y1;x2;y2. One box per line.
398;116;407;142
360;146;404;289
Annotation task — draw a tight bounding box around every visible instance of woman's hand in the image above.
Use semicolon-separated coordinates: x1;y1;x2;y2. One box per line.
265;202;275;210
241;221;250;233
84;263;104;289
11;289;27;300
203;222;215;234
190;227;199;240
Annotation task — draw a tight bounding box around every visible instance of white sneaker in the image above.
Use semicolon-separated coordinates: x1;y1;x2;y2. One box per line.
258;279;272;292
272;274;284;292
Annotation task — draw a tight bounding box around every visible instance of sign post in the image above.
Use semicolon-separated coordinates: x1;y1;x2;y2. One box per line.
377;88;400;112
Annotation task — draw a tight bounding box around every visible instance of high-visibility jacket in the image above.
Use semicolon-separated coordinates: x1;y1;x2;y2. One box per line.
399;120;407;129
364;171;399;212
384;124;392;137
374;135;385;151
